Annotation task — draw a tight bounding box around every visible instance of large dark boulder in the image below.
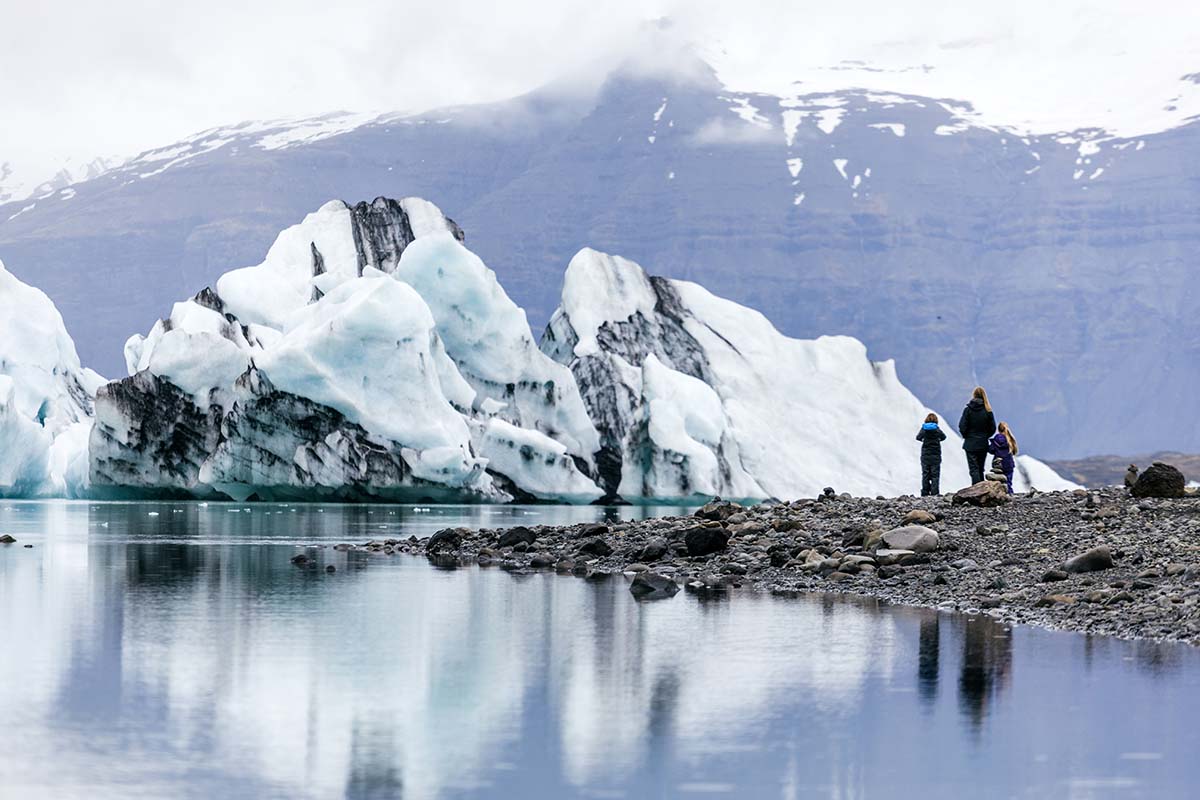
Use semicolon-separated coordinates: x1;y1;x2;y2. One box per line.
684;525;730;557
426;528;465;555
1130;462;1187;498
577;538;613;557
1063;545;1115;574
497;526;537;548
952;481;1012;507
629;572;680;599
639;537;669;561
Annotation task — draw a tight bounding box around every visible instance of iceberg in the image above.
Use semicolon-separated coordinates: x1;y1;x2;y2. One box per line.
541;247;1077;500
0;259;104;497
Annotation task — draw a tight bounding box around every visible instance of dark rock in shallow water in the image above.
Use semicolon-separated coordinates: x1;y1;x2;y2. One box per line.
952;481;1011;507
630;572;680;599
0;534;16;544
529;553;555;568
290;553;309;566
684;525;730;557
426;528;464;555
497;526;537;548
325;564;336;573
1063;545;1115;574
1130;462;1187;498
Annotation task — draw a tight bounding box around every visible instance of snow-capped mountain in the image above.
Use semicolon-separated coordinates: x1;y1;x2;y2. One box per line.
2;55;1197;459
0;259;105;497
84;196;1073;502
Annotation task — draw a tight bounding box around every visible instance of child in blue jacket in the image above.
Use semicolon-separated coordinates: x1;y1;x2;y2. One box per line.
988;422;1019;494
915;413;947;496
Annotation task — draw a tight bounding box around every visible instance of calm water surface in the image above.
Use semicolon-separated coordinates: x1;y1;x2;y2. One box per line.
1;501;1197;800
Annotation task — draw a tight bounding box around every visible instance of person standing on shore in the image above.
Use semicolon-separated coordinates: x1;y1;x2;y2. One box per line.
988;422;1019;493
958;386;996;485
916;413;947;496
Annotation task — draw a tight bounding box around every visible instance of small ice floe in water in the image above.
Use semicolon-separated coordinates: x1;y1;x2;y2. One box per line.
411;507;431;513
198;502;208;507
147;512;159;517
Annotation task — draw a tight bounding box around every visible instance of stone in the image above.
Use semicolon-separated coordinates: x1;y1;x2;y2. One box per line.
695;499;742;522
902;509;937;525
623;563;650;573
880;525;940;553
630;572;680;599
639;537;669;561
289;553;310;566
952;481;1012;507
1062;545;1115;574
1035;594;1077;607
875;548;916;566
426;527;465;555
1130;462;1187;499
0;534;16;544
576;522;609;538
684;526;730;557
529;553;555;568
325;564;336;573
498;526;537;548
577;538;613;557
1041;569;1069;583
951;558;980;572
877;564;903;579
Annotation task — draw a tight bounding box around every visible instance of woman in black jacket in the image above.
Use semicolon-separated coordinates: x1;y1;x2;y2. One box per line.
958;386;996;484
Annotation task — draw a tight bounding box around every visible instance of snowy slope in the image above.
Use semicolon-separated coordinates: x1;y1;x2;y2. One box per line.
0;259;105;496
542;248;1077;500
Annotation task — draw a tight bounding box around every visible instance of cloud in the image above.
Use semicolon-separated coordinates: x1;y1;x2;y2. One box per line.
688;116;777;146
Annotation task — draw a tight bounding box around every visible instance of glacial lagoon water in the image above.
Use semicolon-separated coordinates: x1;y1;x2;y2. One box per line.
1;502;1198;800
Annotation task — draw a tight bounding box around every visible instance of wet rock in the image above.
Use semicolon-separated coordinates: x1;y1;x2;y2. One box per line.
426;527;464;555
1130;462;1186;499
684;525;730;557
498;526;537;548
1063;545;1114;574
880;525;939;553
290;553;310;566
630;572;680;599
952;481;1011;507
529;553;555;568
0;534;16;544
325;564;336;573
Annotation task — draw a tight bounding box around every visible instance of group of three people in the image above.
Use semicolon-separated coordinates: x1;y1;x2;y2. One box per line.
915;387;1019;496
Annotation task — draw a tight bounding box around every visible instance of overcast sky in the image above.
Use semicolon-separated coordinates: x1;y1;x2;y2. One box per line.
2;0;1199;187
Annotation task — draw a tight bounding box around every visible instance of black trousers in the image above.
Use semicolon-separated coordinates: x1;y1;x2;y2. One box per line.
965;449;988;485
921;461;941;496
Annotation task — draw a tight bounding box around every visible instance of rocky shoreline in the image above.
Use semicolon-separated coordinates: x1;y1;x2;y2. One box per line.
308;478;1200;646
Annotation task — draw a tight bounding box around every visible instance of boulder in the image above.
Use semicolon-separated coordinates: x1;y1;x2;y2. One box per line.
0;534;16;544
1062;545;1115;574
902;509;937;525
426;528;464;555
684;526;730;557
952;481;1011;507
880;525;940;553
639;537;669;561
1041;568;1069;582
529;553;555;568
695;498;743;522
629;572;680;599
875;548;916;566
498;526;537;548
577;538;613;557
1130;462;1187;498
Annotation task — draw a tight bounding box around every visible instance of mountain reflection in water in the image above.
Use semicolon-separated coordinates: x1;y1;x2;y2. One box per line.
0;501;1197;799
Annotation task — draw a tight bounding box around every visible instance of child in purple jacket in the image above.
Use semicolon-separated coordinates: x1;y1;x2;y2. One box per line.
988;422;1019;493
